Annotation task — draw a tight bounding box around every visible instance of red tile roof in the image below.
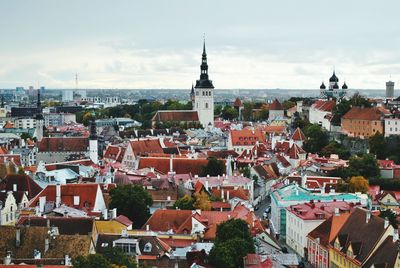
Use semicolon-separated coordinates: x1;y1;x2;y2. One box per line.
291;127;306;141
233;97;243;107
29;184;101;213
0;154;22;167
152;110;199;122
138;157;213;175
104;144;126;162
129;139;164;155
342;107;383;120
269;99;284;110
1;174;42;199
312;100;336;112
115;215;133;227
38;137;89;152
230;129;266;147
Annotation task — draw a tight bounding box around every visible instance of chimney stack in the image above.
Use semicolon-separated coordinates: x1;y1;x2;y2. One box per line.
16;228;21;247
55;184;61;208
366;210;371;223
384;217;390;229
45;238;49;253
393;229;399;242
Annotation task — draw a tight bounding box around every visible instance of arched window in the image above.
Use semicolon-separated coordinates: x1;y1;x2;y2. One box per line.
205;103;209;109
143;242;152;253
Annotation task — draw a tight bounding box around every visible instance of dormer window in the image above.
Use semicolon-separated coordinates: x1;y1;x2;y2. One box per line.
143;242;152;253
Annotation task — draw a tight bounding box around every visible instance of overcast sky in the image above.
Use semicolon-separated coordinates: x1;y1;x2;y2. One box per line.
0;0;399;89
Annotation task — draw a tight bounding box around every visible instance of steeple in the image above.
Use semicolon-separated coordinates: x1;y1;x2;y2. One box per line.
190;83;195;102
195;36;214;89
1;95;4;108
35;90;44;120
89;111;97;140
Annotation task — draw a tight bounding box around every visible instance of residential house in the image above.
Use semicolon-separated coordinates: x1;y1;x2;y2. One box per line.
286;201;359;257
384;117;400;137
269;99;284;121
37;137;89;164
307;213;350;268
341;107;384;138
270;183;367;239
228;129;266;153
329;208;394;268
309;100;336;130
0;225;94;265
29;183;107;217
0;191;17;225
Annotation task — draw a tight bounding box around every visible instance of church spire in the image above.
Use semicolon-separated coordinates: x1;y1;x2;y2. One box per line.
195;36;214;89
35;89;43;120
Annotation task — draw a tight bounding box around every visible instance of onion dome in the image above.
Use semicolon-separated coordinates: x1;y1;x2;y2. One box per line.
329;71;339;83
320;82;326;89
333;82;339;89
342;82;348;89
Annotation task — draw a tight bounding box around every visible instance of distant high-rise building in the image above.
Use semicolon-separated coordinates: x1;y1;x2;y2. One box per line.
193;39;214;127
386;80;395;99
62;90;74;102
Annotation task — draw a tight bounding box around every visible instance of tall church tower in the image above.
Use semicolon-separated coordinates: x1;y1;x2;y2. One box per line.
89;112;99;164
193;39;214;128
35;90;44;141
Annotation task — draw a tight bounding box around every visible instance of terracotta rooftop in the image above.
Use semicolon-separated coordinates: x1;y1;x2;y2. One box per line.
230;129;266;147
342;107;383;121
269;99;284;110
38;137;89;152
152;110;199;122
138;157;213;175
312;100;336;112
291;127;306;141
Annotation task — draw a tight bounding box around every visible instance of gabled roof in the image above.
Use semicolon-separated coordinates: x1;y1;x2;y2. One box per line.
312;100;336;112
291;128;306;141
29;184;101;213
230;129;266;147
286;143;306;159
342;107;383;121
129;139;164;156
233;97;243;107
18;216;94;235
1;174;42;199
38;137;89;152
363;235;400;268
152;110;199;122
269;99;284;110
138;157;212;175
330;208;389;264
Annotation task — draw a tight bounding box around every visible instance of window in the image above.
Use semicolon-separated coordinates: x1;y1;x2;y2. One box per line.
205;103;208;109
143;242;152;253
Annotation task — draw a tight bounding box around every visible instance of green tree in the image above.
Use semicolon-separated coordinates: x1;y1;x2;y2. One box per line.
379;209;399;228
174;195;195;210
200;157;225;177
0;164;7;179
73;254;111;268
193;192;211;211
20;132;32;141
103;247;138;268
348;176;369;193
321;141;351;160
303;124;330;153
109;185;153;229
243;102;254;121
209;219;255;268
348;154;380;179
240;166;251;178
221;106;239;120
369;132;385;159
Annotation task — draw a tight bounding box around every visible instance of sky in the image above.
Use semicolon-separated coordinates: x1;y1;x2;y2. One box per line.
0;0;399;90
